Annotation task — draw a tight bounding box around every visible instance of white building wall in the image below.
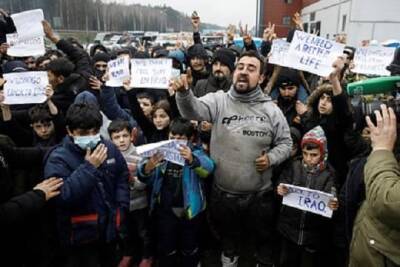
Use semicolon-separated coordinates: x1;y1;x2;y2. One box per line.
301;0;400;46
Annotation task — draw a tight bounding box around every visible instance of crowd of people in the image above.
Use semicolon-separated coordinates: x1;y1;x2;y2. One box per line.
0;8;399;267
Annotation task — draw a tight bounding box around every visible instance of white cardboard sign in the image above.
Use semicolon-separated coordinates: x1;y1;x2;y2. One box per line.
130;58;172;89
353;46;396;76
11;9;44;41
281;183;334;218
136;140;187;166
3;71;48;105
105;57;130;87
286;31;345;77
6;33;45;57
269;39;290;67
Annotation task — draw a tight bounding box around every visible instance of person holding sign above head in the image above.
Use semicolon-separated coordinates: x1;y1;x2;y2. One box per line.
277;126;338;267
137;117;215;267
42;20;93;114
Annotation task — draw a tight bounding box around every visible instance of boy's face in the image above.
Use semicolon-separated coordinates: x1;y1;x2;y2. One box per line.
138;97;153;118
302;147;321;167
111;129;131;152
318;93;333;115
67;128;99;137
169;133;189;141
153;109;170;130
32;121;55;140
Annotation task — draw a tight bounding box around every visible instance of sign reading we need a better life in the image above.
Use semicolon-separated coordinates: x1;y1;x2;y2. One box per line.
281;184;334;218
286;31;345;77
130;58;172;89
3;71;48;105
353;46;396;76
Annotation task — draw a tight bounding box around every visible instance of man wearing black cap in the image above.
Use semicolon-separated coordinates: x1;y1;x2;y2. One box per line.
192;48;235;97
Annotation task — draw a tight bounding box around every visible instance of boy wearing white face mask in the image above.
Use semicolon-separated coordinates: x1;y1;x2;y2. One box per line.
44;103;130;267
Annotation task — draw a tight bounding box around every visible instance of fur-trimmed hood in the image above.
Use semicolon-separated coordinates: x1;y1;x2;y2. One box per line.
306;83;334;114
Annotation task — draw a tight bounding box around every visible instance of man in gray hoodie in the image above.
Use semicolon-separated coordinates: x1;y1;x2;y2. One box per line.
173;50;292;267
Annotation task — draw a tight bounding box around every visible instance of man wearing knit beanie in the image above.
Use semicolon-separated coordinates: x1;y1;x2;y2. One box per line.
92;52;111;80
192;48;235;97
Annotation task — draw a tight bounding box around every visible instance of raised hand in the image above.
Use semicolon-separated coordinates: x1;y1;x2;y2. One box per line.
263;22;276;42
292;12;304;31
277;183;289;196
366;104;397;152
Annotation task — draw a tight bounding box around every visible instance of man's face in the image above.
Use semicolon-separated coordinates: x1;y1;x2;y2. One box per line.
47;71;63;88
153;109;170;130
31;121;55;140
190;57;206;72
318;93;333;115
138;97;153;118
302;147;321;167
111;129;131;152
233;56;263;93
25;57;36;70
279;85;298;101
212;61;231;80
94;60;107;72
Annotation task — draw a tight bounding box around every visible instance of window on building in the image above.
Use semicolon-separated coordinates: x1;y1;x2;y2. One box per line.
303;23;309;32
342;14;347;32
284;0;293;3
282;16;291;26
310;21;321;36
310;12;316;21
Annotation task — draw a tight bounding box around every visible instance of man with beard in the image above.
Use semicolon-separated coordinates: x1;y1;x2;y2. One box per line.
192;48;235;97
274;68;308;129
173;50;292;267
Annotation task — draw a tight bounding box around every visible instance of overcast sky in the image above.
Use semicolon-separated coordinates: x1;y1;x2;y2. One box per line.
103;0;257;28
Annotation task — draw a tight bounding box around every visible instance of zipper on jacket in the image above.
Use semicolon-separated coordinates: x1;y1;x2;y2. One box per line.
298;172;312;245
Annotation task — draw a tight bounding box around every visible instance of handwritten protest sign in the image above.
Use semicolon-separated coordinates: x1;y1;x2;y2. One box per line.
105;57;130;87
136;140;187;166
3;71;48;105
130;59;172;89
11;9;44;41
286;31;345;77
6;33;45;57
353;46;396;76
281;184;334;218
269;39;290;67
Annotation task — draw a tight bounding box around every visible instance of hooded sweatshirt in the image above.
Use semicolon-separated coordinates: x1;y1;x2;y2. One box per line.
176;86;292;193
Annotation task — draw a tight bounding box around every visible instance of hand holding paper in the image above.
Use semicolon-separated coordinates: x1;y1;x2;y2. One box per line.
277;183;289;196
179;145;193;164
144;152;164;175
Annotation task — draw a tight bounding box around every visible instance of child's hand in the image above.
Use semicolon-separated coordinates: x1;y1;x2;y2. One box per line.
179;145;193;164
277;183;289;196
144;152;164;174
328;198;339;211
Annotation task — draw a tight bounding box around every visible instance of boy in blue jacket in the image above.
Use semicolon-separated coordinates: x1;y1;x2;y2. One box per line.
44;103;129;267
137;117;215;267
